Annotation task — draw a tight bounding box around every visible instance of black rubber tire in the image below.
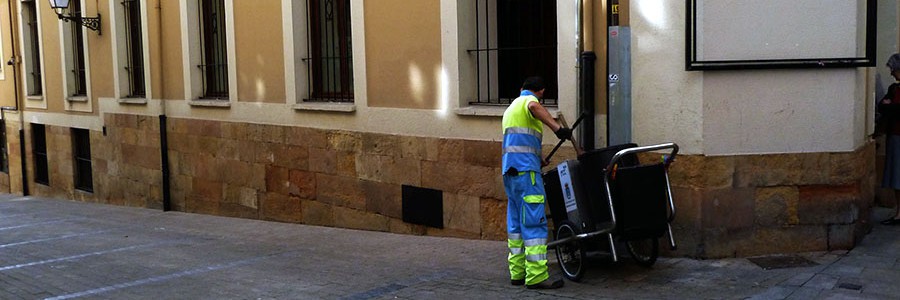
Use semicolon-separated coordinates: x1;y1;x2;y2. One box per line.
626;237;659;267
554;221;585;281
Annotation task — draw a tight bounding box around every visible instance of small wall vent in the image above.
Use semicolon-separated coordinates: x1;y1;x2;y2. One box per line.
402;185;443;228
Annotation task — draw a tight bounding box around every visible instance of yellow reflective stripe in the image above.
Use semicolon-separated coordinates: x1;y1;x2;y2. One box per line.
508;239;523;248
530;172;535;185
525;244;547;255
523;195;544;204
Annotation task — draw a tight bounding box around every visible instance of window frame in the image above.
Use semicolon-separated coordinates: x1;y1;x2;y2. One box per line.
58;0;93;113
31;123;48;186
181;0;236;104
284;0;361;112
466;0;558;106
19;0;47;107
111;0;151;101
71;128;93;193
305;0;354;103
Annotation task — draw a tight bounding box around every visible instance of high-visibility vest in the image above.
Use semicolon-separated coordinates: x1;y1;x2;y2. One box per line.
502;91;544;173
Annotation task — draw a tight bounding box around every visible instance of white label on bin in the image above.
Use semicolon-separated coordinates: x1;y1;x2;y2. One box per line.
557;162;577;213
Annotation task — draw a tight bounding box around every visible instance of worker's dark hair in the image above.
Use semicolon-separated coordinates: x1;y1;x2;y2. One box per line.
521;76;545;92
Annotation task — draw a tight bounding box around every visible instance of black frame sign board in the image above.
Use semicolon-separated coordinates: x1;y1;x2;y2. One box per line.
686;0;876;70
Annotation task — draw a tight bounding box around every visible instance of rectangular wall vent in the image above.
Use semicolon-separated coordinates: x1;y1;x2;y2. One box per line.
402;185;443;229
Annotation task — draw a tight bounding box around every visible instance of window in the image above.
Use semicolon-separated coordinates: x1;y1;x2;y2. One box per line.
199;0;229;99
469;0;557;105
122;0;145;97
22;0;42;96
305;0;353;102
69;0;88;96
71;128;92;192
0;119;7;173
31;123;48;185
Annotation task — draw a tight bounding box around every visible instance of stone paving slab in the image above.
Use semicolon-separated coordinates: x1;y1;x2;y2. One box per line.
0;194;898;299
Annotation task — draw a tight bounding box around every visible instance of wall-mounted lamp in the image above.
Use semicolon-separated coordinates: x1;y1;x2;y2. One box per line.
48;0;101;34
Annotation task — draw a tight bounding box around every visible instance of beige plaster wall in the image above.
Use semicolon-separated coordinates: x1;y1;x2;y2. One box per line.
0;0;17;108
365;0;442;109
87;0;112;111
234;0;284;103
38;0;62;112
631;0;868;155
159;0;183;100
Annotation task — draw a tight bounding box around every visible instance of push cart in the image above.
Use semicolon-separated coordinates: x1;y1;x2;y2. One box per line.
543;142;679;281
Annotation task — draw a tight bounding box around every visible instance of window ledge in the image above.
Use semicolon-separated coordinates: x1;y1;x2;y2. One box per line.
293;102;356;113
454;106;560;117
26;95;44;101
189;99;231;108
67;96;89;102
117;97;147;105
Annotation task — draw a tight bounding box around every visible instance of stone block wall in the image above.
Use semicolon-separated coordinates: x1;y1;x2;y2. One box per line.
162;117;562;240
657;142;875;258
27;113;875;258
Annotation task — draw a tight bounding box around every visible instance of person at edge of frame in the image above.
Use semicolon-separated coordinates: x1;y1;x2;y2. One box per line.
501;76;571;289
878;53;900;226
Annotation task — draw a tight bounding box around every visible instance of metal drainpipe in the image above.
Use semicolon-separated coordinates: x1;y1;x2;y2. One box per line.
579;0;596;151
5;0;27;196
156;0;171;211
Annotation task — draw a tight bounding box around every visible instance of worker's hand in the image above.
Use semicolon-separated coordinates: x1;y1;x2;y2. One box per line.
554;127;572;140
541;158;550;167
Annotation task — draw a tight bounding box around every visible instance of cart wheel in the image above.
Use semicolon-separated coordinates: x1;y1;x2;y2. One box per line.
626;238;659;267
555;221;585;281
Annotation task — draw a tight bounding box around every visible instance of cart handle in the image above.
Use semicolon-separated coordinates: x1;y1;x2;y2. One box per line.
544;111;588;162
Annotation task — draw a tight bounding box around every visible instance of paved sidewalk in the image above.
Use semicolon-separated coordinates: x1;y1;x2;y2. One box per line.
0;194;897;299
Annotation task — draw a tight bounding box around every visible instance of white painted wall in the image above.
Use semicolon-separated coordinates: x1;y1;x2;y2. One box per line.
631;0;704;154
632;0;870;155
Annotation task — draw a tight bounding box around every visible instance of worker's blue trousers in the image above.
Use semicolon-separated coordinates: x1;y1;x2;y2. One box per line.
504;171;549;285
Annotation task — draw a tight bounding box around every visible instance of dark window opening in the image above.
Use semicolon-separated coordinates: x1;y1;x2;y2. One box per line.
305;0;353;103
0;119;7;173
71;128;92;192
23;0;42;96
199;0;229;99
71;0;87;96
469;0;557;106
123;0;146;98
31;123;48;185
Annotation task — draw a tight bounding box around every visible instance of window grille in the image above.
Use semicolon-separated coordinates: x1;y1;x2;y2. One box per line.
468;0;557;106
71;128;92;192
199;0;229;99
23;0;42;96
70;0;87;96
304;0;353;103
122;0;145;97
31;123;48;185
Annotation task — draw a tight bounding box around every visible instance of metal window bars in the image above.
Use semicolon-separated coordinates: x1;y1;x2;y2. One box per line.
303;0;353;103
467;0;557;106
122;0;145;98
199;0;229;99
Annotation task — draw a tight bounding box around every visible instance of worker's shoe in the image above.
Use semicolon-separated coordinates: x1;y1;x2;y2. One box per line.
525;277;564;290
510;279;525;286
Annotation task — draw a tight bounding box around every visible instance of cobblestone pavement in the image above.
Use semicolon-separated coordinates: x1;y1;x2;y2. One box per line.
0;194;897;299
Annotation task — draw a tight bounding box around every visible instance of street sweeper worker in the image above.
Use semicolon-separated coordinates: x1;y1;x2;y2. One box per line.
501;76;570;289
